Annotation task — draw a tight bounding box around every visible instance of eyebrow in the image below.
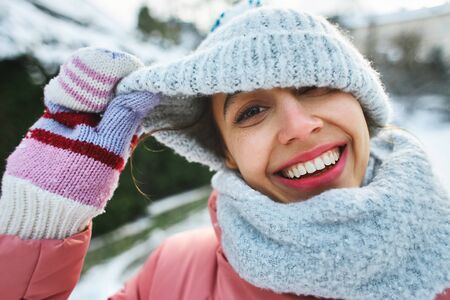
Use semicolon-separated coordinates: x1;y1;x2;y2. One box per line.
223;91;242;119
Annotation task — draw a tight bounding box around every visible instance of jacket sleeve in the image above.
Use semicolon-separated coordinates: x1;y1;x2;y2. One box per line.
0;222;92;300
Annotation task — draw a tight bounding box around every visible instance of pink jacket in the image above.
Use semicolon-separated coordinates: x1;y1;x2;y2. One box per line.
1;191;450;300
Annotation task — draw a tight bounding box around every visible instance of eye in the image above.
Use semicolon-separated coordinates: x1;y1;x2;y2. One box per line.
234;105;268;124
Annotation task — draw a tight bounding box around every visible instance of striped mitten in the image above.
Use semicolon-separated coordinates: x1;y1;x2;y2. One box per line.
0;48;159;239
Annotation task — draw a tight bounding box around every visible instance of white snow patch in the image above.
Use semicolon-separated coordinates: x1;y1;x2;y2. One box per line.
392;97;450;193
147;185;211;215
0;0;191;68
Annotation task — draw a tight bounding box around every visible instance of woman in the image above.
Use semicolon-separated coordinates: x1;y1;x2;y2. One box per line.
1;1;450;299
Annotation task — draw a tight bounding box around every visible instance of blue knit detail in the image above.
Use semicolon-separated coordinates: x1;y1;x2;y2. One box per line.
210;0;264;32
33;94;159;155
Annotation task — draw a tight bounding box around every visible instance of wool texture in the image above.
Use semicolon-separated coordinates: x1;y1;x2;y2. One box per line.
211;129;450;300
45;47;143;113
116;3;392;171
0;48;159;239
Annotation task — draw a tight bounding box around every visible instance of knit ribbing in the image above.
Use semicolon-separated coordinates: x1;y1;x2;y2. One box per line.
0;175;100;239
116;6;392;171
5;138;120;207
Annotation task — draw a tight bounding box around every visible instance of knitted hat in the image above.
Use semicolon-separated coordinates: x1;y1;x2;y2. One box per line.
116;1;392;171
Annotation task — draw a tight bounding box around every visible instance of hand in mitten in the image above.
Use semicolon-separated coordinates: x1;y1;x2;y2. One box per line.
0;47;159;239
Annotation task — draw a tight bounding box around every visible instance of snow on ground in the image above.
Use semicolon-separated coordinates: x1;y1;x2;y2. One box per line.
70;96;450;300
147;185;212;215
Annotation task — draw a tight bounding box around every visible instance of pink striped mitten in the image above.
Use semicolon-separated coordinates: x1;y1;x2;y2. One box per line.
0;48;159;239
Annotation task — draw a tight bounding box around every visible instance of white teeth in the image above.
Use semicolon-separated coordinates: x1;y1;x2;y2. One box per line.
323;153;332;166
330;154;336;164
292;167;301;178
333;150;340;163
297;164;307;175
288;169;295;178
304;161;316;173
281;146;343;179
314;157;325;170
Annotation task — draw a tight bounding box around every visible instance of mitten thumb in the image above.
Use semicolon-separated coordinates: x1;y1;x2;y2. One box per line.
96;91;160;143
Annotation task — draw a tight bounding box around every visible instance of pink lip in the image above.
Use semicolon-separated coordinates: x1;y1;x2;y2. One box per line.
273;141;347;174
274;144;348;190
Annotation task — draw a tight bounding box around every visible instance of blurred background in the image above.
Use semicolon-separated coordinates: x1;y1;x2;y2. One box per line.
0;0;449;298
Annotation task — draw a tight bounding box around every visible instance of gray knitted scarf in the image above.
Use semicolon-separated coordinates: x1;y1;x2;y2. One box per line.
211;129;450;300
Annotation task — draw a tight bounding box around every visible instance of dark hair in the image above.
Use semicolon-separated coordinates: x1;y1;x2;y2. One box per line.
202;95;227;160
362;110;381;138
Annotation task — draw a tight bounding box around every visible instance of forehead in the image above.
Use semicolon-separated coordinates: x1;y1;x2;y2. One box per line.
211;91;237;113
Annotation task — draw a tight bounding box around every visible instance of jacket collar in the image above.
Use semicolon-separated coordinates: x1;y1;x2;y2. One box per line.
207;190;222;243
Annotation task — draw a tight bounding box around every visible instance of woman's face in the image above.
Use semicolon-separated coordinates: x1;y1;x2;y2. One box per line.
211;87;370;203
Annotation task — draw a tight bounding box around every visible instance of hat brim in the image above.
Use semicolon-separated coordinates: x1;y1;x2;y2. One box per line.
117;30;391;170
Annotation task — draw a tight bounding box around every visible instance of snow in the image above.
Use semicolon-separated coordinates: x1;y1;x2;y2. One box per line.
147;185;211;215
0;0;190;69
392;96;450;191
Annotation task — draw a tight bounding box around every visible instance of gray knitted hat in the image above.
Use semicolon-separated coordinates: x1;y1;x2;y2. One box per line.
116;1;392;171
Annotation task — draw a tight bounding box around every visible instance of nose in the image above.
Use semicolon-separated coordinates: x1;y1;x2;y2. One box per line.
276;96;323;145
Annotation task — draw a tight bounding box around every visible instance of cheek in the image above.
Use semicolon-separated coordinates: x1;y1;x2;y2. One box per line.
228;131;271;178
322;95;369;138
324;95;370;182
328;98;360;123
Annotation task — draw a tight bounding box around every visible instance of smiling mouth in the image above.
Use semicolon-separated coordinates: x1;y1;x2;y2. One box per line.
275;145;346;180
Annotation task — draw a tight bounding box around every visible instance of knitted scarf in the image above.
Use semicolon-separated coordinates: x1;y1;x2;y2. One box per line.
211;129;450;300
